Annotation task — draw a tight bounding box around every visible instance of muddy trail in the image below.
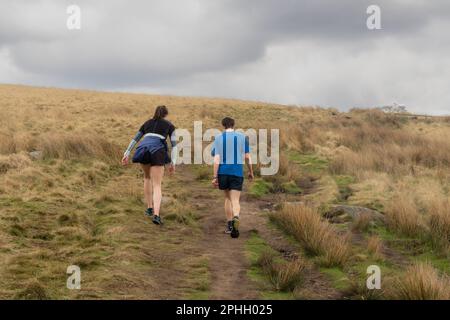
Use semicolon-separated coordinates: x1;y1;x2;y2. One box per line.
174;165;339;300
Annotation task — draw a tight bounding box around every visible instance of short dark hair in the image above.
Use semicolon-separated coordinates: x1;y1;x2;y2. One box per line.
153;105;168;120
221;117;235;129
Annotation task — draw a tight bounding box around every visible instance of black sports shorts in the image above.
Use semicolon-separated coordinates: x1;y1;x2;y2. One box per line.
134;148;167;166
218;174;244;191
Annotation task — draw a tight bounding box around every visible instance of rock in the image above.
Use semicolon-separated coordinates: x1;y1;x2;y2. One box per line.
324;205;385;224
29;151;43;160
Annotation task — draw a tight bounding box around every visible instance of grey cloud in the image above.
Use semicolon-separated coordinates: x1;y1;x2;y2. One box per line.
0;0;449;114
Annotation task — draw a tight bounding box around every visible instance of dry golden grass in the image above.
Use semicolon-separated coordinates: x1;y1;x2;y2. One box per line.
257;250;307;292
271;203;351;267
392;262;450;300
39;132;121;163
280;125;316;153
0;153;32;174
427;199;450;254
351;213;372;232
367;235;384;261
277;108;450;178
385;195;426;237
1;84;449;299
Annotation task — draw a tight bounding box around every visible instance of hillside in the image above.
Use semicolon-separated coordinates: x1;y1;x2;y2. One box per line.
0;84;449;299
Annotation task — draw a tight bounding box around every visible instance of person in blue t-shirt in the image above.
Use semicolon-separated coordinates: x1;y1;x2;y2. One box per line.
211;117;254;238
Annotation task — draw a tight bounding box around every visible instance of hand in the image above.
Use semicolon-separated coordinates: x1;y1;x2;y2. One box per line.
248;172;254;181
212;177;219;188
168;164;176;174
121;155;129;166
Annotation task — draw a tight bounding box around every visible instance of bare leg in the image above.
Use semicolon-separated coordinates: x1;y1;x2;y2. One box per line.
141;164;153;209
150;165;165;216
229;190;241;218
224;190;233;221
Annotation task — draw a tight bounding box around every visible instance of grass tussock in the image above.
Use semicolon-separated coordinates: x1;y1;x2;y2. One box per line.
427;199;450;254
343;280;386;300
351;213;372;233
330;126;450;176
367;235;384;260
391;262;450;300
39;133;121;162
0;153;32;174
385;195;426;237
257;250;307;292
271;203;351;267
280;125;316;153
14;280;50;300
262;153;304;194
0;133;16;154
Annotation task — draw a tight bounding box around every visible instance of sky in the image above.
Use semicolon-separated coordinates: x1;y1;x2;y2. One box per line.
0;0;449;115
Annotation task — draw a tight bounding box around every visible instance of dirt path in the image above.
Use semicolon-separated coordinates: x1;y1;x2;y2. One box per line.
176;167;259;299
175;166;339;300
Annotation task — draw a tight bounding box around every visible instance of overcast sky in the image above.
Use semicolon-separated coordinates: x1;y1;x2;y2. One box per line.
1;0;449;115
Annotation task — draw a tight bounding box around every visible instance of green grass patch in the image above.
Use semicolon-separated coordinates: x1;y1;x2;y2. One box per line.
191;165;211;181
415;252;450;275
186;258;211;300
372;225;450;275
281;181;303;195
246;231;279;265
165;211;199;226
288;152;328;174
364;200;385;212
245;231;300;299
333;175;355;203
371;225;400;242
340;258;402;300
249;180;273;198
320;267;352;291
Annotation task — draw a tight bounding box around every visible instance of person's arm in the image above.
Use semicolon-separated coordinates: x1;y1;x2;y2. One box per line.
245;153;254;180
121;131;143;165
169;134;177;173
244;136;254;180
168;124;177;173
212;154;220;187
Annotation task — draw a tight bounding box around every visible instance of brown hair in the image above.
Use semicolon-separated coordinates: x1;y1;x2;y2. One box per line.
221;117;235;129
153;105;168;120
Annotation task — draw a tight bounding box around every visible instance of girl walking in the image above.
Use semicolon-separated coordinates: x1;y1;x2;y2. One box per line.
121;105;177;225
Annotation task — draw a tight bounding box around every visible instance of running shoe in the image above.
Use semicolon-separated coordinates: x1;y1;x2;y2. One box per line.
152;215;163;225
230;216;240;238
225;221;232;234
145;208;154;218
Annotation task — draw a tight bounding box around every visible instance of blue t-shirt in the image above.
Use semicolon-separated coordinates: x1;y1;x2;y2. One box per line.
211;131;250;177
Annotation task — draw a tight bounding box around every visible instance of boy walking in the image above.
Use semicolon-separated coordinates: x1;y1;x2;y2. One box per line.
212;117;254;238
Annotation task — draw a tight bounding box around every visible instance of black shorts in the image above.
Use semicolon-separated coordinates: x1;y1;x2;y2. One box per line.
133;148;167;166
218;174;244;191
